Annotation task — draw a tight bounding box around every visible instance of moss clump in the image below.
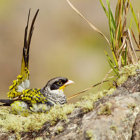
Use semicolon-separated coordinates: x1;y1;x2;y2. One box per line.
117;62;140;85
46;131;50;136
35;137;43;140
76;99;94;113
85;130;94;140
0;104;75;134
110;125;117;133
98;102;112;115
55;125;64;134
0;86;115;137
75;88;115;113
11;101;31;117
127;103;136;111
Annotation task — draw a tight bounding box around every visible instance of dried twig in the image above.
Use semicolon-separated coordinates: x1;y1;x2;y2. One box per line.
127;29;138;63
66;0;110;46
68;80;109;101
98;69;113;91
131;29;139;49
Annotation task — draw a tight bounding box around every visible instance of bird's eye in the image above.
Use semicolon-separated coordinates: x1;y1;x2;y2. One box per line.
57;81;62;85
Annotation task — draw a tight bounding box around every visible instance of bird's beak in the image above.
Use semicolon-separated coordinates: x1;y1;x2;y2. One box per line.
59;80;74;90
64;80;74;86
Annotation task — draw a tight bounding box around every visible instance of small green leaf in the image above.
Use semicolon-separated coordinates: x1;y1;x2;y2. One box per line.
99;0;108;17
105;51;119;75
130;2;139;31
107;0;116;31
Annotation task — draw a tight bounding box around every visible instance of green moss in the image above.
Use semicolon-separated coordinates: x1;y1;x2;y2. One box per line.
35;137;43;140
106;88;116;95
110;125;117;133
55;125;64;134
0;86;115;136
98;102;112;115
127;103;136;111
46;131;50;136
117;62;140;85
85;130;94;140
75;88;115;113
11;101;31;117
8;134;17;140
76;99;94;113
0;104;75;134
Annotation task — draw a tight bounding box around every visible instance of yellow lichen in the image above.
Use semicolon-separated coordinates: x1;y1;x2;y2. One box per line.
76;99;94;113
117;62;140;85
127;103;136;111
56;125;64;134
75;88;115;113
110;125;117;133
106;88;116;95
11;101;30;116
85;130;94;140
98;102;112;115
0;103;75;135
35;137;43;140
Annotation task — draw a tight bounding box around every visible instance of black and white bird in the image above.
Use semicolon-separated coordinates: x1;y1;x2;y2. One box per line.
0;9;74;115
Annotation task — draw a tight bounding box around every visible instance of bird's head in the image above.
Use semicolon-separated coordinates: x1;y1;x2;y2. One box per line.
42;77;74;96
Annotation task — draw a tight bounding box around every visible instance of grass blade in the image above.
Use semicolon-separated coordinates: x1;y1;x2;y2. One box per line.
130;2;139;31
131;29;139;49
105;51;119;75
99;0;108;17
66;0;110;46
107;0;116;32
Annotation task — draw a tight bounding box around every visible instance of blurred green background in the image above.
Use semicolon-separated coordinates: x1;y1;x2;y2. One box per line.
0;0;139;102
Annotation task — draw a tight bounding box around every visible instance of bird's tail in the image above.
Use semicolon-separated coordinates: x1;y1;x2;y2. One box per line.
21;9;39;80
7;9;39;99
0;99;14;106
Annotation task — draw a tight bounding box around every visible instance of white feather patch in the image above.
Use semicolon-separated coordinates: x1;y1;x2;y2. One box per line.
17;80;30;92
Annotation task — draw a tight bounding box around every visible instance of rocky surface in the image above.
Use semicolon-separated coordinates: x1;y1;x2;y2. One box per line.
49;92;140;140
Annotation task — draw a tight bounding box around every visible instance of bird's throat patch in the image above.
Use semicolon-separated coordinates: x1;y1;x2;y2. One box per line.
59;85;65;91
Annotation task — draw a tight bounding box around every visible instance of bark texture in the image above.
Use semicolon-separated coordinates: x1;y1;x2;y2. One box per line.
0;73;140;140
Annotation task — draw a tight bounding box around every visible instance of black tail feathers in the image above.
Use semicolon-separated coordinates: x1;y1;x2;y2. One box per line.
0;99;14;106
0;10;40;107
21;9;39;75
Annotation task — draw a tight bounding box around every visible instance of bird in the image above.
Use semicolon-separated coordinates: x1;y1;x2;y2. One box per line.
0;9;74;115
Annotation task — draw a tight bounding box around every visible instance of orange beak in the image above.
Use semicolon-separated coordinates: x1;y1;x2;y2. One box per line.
59;80;74;90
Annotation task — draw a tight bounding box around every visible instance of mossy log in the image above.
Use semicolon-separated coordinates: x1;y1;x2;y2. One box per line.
0;72;140;140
